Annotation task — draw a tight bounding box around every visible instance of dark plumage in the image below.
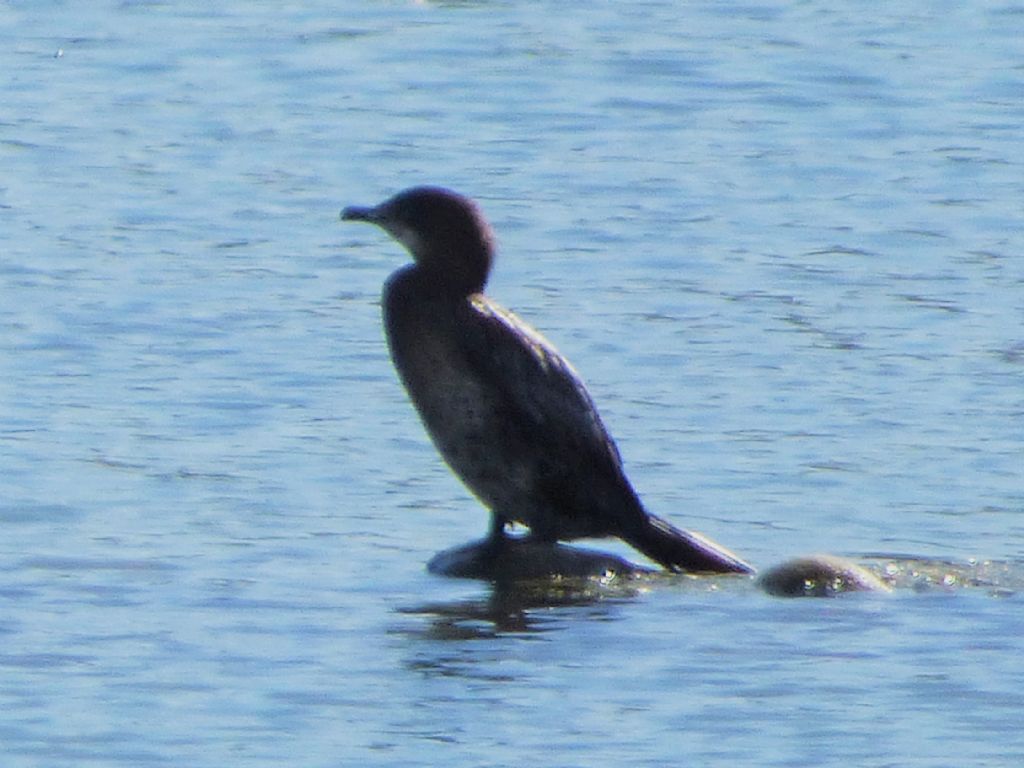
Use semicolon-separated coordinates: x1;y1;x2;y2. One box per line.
341;186;751;574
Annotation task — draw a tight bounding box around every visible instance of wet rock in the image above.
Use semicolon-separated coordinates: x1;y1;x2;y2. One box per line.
428;537;651;581
758;554;890;597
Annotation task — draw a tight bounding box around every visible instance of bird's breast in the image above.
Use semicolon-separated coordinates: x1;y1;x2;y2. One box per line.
382;282;510;483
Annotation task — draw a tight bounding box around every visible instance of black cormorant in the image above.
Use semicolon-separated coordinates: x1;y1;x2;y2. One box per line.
341;186;751;574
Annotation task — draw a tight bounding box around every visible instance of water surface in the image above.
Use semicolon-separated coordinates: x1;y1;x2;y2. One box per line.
2;1;1023;766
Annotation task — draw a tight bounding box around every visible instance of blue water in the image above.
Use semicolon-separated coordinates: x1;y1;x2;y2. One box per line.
2;1;1023;765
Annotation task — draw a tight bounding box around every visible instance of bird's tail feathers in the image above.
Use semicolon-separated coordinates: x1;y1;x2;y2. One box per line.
625;514;754;574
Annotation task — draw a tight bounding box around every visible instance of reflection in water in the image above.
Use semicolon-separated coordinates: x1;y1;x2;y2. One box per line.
397;574;652;640
394;567;762;656
397;555;1020;644
392;576;659;682
387;554;1021;684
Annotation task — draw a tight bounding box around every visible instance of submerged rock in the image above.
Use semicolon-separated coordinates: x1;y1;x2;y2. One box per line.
758;555;890;597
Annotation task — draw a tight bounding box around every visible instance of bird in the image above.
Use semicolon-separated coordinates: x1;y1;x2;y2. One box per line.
341;186;752;574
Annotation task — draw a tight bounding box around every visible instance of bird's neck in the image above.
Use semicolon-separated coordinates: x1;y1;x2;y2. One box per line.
411;249;490;296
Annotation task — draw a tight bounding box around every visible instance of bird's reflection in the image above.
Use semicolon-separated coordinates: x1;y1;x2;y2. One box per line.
397;572;651;640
